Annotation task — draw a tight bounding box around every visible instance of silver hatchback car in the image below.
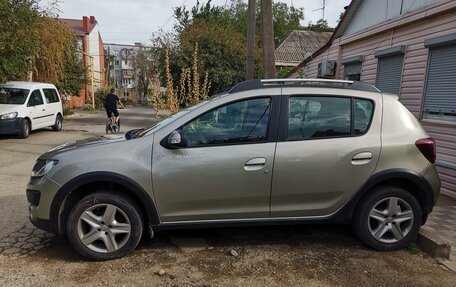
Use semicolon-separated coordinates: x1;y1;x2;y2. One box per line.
27;79;440;260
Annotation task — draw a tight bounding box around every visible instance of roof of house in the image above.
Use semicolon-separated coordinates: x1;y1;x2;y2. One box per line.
275;30;332;66
285;0;363;76
60;18;97;37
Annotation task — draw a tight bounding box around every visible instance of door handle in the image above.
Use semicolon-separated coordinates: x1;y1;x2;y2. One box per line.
42;109;46;111
244;158;266;171
352;152;373;165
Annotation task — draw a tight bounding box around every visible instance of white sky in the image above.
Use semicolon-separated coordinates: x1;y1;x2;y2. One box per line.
40;0;351;45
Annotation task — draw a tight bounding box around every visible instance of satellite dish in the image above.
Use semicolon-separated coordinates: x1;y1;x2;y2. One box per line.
304;52;312;60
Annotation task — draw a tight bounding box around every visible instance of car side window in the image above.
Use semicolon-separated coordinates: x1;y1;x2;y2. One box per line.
288;97;351;140
354;99;373;135
182;98;271;147
27;90;44;107
43;89;60;103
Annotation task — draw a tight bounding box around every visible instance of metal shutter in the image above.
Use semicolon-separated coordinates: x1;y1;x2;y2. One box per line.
376;54;404;94
344;62;362;76
424;45;456;114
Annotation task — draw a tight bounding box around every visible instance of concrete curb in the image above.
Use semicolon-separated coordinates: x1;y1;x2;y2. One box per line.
416;226;451;260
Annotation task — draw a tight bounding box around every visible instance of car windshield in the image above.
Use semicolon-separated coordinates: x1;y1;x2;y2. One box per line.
0;87;29;104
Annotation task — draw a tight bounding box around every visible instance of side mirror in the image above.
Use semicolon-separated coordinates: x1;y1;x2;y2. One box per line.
168;130;187;149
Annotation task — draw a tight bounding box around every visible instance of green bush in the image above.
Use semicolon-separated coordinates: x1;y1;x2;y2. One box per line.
94;87;110;110
63;107;73;116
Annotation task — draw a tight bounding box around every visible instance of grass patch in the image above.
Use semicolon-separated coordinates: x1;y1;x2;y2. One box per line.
406;242;421;254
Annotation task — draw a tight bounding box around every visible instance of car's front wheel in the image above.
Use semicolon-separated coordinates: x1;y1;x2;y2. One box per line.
353;186;422;251
67;192;143;260
19;119;30;138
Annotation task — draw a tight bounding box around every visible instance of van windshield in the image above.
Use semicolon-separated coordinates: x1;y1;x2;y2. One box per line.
0;88;29;104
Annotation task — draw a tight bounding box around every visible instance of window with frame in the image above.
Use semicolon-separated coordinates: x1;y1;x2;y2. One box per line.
343;62;362;81
43;89;60;103
181;98;271;147
376;54;404;94
287;96;373;140
423;44;456;122
27;90;44;106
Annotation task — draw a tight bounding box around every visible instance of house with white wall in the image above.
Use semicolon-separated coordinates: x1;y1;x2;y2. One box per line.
61;16;105;108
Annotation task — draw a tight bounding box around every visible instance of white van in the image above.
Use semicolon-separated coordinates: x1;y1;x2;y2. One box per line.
0;81;64;138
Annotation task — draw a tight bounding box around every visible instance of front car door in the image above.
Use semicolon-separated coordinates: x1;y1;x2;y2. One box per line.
152;93;280;222
271;88;381;217
26;89;47;129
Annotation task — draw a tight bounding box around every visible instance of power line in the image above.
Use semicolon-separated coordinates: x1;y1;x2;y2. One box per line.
160;0;189;29
364;0;418;57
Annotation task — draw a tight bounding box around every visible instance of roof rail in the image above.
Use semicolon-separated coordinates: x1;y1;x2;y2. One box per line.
229;78;380;93
262;78;354;84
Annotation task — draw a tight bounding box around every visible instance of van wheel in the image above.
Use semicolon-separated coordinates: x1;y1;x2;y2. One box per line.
19;119;30;138
52;115;63;131
352;186;421;251
67;191;143;260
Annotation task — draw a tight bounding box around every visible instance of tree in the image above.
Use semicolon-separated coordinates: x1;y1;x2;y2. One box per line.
221;0;304;46
33;17;84;96
0;1;84;96
307;19;333;32
160;0;304;94
179;19;247;93
272;2;304;45
0;0;41;83
133;45;157;99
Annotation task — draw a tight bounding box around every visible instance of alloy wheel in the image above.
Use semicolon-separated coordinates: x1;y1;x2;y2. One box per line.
368;197;414;244
77;204;131;253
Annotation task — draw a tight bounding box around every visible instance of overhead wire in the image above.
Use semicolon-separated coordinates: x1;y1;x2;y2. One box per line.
364;0;418;57
159;0;189;29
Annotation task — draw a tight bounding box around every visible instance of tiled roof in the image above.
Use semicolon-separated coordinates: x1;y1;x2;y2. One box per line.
275;30;332;66
60;18;97;37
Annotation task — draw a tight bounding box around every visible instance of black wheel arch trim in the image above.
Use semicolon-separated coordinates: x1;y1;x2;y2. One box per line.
332;168;435;224
49;172;160;234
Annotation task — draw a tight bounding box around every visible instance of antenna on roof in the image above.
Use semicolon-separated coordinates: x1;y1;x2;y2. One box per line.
312;0;326;20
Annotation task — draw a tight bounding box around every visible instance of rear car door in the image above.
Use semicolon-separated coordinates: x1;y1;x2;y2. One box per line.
271;89;381;217
152;95;280;222
42;88;61;126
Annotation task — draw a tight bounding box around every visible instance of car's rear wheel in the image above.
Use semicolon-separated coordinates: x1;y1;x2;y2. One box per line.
52;115;63;131
67;192;143;260
19;119;30;138
353;186;422;251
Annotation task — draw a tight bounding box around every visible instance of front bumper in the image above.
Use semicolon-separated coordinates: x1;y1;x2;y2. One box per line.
0;117;22;135
26;175;62;233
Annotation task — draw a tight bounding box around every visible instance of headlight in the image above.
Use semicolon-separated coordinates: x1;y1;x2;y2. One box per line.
0;112;18;120
31;160;58;178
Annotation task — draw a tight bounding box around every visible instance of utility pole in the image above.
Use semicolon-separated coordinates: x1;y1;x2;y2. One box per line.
246;0;256;80
261;0;276;79
90;56;95;110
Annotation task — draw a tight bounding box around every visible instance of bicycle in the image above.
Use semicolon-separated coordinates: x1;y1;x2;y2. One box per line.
106;114;120;134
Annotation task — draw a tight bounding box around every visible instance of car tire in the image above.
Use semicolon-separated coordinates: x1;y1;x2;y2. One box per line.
67;191;143;261
52;115;63;131
352;186;422;251
19;119;30;138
